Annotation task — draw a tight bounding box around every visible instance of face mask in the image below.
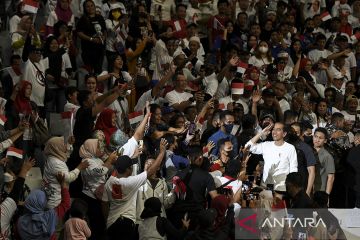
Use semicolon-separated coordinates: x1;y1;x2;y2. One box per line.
303;136;313;145
306;27;314;33
259;46;268;53
112;10;121;20
224;123;234;134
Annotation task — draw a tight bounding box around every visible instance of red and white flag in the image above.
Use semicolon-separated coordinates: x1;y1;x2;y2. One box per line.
231;82;244;95
320;11;332;21
213;18;224;30
237;62;248;74
23;0;40;14
6;147;23;159
0;115;7;126
128;111;144;125
351;32;360;42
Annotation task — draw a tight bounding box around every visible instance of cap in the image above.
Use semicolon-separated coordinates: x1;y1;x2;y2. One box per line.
262;88;275;97
109;2;126;14
140;197;162;219
189;36;201;44
346;95;358;103
114;155;137;173
173;49;186;59
277;51;289;58
260;112;275;121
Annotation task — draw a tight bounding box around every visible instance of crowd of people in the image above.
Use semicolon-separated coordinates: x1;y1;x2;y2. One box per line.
0;0;360;239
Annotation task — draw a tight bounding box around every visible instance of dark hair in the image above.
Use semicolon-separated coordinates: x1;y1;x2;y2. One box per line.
172;70;185;82
184;106;196;115
169;113;185;128
220;110;234;122
331;112;344;124
77;90;92;107
53;20;68;38
107;54;122;73
285;172;303;188
237;11;248;19
224;159;241;179
162;133;175;146
316;33;326;42
70;199;88;218
30;101;38;112
10;55;21;65
241;114;256;130
84;74;97;84
65;86;78;101
325;87;337;98
187;146;202;162
284;110;298;122
217;0;229;6
146;104;161;115
218;138;231;150
82;0;95;15
176;3;187;10
314;127;329;140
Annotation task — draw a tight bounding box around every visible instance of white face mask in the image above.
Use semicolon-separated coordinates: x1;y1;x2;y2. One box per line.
259;46;268;54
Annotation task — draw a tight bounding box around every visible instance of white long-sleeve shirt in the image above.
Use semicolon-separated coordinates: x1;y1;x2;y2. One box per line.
43;156;80;208
245;141;298;191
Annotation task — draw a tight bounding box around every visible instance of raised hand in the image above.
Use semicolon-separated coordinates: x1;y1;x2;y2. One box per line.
159;138;168;153
252;90;262;103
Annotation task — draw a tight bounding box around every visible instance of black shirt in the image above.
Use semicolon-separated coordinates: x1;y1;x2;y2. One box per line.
76;14;106;51
73;107;96;147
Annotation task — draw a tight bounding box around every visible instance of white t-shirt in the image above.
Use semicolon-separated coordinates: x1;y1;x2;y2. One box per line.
81;157;109;199
150;0;176;21
248;56;273;69
134;89;166;112
23;59;49;107
118;137;139;175
43;156;80;208
279;98;290;114
165;90;193;106
202;73;218;97
307;49;332;63
104;171;147;227
245;141;298;191
219;96;249;114
9;15;21;34
216;77;230;99
46;11;75;28
301;0;326;20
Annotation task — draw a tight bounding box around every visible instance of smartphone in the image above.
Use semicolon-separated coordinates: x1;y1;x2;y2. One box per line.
139;140;144;149
188;122;196;135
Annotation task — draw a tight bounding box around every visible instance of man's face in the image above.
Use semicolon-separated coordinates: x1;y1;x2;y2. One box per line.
292;125;301;137
274;83;286;98
220;141;233;163
70;91;78;105
177;6;186;19
313;131;326;148
272;123;286;141
175;74;187;91
29;50;42;63
222;114;235;126
12;59;21;73
347;99;358;113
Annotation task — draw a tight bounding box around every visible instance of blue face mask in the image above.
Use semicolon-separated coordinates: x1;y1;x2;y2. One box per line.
224;123;234;134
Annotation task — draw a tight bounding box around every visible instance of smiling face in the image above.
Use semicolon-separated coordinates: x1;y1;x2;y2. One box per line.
86;77;97;93
114;55;123;70
49;39;59;52
272;122;286;141
84;0;96;16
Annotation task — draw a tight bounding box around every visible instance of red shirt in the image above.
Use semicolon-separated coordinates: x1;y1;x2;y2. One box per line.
169;19;187;39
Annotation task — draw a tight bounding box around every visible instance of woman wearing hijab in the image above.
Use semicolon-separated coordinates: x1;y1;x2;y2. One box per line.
138;197;189;240
43;36;73;113
79;138;117;239
11;15;41;57
94;108;117;145
46;0;75;36
43;137;89;209
17;174;70;240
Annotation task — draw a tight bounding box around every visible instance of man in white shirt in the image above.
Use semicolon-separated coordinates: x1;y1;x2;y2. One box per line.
104;139;167;240
22;46;49;113
308;34;332;64
245;122;298;192
165;71;194;111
